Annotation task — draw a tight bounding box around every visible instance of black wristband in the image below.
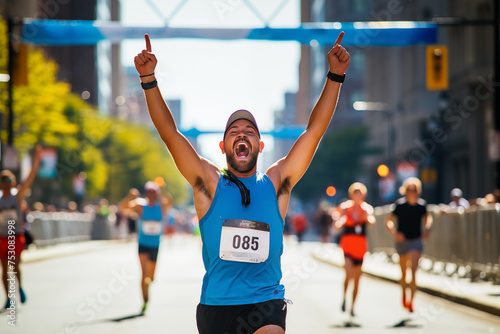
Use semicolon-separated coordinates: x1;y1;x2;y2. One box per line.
140;73;154;78
327;71;345;83
141;79;157;90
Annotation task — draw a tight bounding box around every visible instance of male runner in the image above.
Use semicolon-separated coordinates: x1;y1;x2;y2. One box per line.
119;182;170;313
134;32;350;333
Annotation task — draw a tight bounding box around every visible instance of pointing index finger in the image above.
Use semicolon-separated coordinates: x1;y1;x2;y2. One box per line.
334;31;344;46
145;34;152;52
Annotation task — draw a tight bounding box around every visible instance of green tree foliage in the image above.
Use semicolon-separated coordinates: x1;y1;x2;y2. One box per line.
100;121;188;204
0;17;9;137
56;101;112;199
14;48;79;152
293;126;381;203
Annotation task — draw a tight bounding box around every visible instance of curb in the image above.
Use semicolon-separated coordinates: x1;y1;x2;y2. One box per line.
21;240;127;264
312;249;500;317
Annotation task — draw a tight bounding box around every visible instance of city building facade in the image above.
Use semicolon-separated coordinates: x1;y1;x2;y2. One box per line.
298;0;498;204
1;0;122;115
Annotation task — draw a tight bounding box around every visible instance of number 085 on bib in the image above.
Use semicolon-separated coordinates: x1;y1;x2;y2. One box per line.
219;219;270;263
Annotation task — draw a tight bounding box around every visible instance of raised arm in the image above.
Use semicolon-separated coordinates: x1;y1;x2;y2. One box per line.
134;34;216;188
267;32;350;189
17;145;42;203
118;188;142;216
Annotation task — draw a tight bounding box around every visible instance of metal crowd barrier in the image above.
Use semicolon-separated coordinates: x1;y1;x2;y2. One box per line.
27;211;96;247
367;203;500;282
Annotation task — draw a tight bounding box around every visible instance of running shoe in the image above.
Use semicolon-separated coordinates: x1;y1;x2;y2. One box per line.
3;299;11;309
20;287;27;303
341;300;346;312
407;301;414;313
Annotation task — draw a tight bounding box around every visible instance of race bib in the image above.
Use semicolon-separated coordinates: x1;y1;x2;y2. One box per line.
142;220;162;235
0;209;18;226
355;224;362;234
219;219;270;263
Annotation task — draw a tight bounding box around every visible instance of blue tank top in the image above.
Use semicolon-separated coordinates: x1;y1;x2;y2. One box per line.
199;172;285;305
137;201;164;248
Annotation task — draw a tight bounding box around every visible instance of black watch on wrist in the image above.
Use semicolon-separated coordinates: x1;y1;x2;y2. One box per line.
141;79;158;90
327;71;345;83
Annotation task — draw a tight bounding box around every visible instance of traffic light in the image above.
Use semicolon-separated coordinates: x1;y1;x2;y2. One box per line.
326;186;336;197
426;45;448;91
377;164;390;178
154;176;165;187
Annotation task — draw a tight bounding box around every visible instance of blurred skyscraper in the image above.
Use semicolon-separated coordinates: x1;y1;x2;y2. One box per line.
363;0;497;203
298;0;369;129
273;92;297;161
297;0;498;204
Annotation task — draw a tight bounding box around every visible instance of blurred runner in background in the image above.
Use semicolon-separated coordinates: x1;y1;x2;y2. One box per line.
119;182;170;313
1;145;41;309
385;177;432;313
335;182;375;317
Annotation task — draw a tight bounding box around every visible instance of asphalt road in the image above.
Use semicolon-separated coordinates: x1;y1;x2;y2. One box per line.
1;235;499;333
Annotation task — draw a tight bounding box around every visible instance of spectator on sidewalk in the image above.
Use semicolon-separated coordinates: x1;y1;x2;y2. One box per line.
314;201;333;243
67;201;78;212
117;188;140;240
334;182;375;317
0;145;42;309
119;182;171;313
449;188;470;210
385;177;432;313
493;189;500;203
32;202;45;212
475;191;499;206
292;211;308;243
483;192;498;204
20;199;34;249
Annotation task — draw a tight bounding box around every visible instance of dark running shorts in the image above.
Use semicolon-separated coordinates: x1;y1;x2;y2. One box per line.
344;253;364;266
138;244;159;262
196;299;287;334
396;238;423;255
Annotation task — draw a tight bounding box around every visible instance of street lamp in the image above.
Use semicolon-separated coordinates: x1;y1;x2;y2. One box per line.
354;101;397;203
0;74;10;82
352;101;389;112
353;101;396;171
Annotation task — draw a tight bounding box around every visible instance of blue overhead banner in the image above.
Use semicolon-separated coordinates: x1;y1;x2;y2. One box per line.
180;126;306;139
21;19;437;46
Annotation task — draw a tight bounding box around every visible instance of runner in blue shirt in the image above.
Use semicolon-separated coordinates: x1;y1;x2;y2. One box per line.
133;32;350;333
119;181;170;313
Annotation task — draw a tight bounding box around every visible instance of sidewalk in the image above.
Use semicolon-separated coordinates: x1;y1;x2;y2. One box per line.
311;242;500;317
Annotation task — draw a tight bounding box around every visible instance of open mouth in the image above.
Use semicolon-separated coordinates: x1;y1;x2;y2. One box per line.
234;140;250;159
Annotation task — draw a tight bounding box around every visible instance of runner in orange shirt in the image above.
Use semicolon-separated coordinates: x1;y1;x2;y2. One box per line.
335;182;375;317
